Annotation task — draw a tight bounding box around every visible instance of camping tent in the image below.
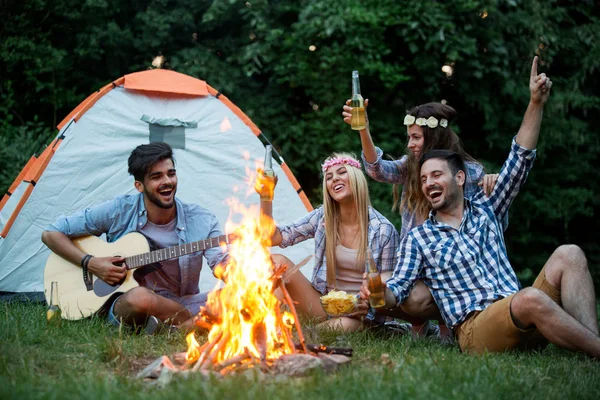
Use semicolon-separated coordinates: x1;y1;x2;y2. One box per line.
0;69;315;299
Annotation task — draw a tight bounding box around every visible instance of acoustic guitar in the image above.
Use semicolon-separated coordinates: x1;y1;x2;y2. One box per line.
43;232;231;320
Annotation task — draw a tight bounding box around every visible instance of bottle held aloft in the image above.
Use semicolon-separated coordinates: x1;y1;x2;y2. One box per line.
366;248;385;308
46;281;62;327
260;145;275;201
351;70;366;130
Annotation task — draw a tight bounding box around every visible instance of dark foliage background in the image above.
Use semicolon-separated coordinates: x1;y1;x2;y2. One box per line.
1;0;599;288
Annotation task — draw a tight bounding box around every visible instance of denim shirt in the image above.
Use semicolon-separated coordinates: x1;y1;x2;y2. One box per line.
47;193;228;297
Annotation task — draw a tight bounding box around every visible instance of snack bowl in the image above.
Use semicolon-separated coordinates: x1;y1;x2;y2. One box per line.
320;290;358;317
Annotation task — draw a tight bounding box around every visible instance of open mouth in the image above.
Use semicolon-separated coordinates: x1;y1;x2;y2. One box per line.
158;187;174;198
333;184;344;193
428;188;442;201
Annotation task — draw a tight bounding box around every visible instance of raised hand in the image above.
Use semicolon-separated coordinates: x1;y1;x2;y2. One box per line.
530;56;553;105
253;168;278;201
342;98;369;128
478;173;499;197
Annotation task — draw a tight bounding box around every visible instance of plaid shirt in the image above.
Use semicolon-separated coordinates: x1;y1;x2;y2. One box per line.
277;206;400;294
386;137;536;329
362;149;486;240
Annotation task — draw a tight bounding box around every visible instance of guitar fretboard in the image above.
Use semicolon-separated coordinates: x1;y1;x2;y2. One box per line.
125;234;232;269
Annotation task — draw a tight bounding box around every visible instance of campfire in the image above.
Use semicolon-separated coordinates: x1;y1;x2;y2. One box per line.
185;200;306;374
138;182;351;383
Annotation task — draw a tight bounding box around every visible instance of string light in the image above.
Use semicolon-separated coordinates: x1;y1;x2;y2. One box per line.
309;45;316;51
442;64;453;77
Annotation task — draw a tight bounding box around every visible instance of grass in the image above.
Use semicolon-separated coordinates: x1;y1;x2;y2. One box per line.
1;301;598;400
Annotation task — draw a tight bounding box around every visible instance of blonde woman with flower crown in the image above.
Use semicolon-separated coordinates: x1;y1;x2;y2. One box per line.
255;153;400;332
342;100;501;340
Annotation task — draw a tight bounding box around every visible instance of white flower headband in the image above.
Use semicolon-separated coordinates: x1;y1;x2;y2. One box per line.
403;115;448;129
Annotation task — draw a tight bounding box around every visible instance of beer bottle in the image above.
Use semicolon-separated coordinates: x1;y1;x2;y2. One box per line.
46;281;62;327
260;145;275;201
366;249;385;308
351;71;366;130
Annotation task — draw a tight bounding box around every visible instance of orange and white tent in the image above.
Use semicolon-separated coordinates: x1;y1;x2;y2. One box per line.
0;69;314;296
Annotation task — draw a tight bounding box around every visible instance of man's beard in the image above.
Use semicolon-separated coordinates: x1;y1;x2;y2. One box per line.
431;182;459;212
144;186;176;209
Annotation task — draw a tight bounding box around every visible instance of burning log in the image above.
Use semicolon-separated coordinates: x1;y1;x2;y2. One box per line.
191;331;222;371
296;343;353;357
278;279;308;354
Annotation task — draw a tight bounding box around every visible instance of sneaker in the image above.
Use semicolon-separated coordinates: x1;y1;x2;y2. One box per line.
143;316;178;335
383;320;412;335
143;316;164;335
411;320;440;339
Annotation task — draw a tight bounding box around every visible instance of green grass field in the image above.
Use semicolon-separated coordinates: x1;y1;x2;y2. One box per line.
1;301;598;400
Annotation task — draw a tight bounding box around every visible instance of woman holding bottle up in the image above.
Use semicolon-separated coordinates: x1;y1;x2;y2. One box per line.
341;99;501;340
255;152;400;332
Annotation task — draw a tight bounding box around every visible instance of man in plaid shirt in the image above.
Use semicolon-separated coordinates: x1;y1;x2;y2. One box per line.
361;57;600;357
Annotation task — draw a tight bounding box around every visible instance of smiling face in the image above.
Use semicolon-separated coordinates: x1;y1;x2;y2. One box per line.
136;158;178;209
407;125;425;158
324;164;353;204
420;158;465;213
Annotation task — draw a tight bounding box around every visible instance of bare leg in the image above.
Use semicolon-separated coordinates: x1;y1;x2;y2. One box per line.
318;316;363;332
511;287;600;358
543;245;598;334
114;286;192;326
383;281;451;338
272;254;327;322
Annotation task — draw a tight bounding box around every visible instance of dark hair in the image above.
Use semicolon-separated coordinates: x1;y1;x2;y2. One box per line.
393;102;480;219
419;149;466;176
128;142;175;182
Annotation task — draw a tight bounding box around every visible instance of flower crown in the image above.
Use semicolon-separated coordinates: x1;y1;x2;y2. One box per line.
321;157;361;172
403;115;448;129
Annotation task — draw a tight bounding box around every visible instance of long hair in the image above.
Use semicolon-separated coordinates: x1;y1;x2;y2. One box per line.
321;153;370;288
392;103;478;219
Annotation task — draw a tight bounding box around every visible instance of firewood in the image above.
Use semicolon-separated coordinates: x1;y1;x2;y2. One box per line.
192;332;222;371
278;280;307;354
201;331;231;370
216;351;250;372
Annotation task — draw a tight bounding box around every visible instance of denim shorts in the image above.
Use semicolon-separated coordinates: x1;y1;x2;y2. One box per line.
107;291;209;326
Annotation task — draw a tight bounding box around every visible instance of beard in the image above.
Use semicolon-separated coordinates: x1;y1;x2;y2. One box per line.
144;185;176;209
430;182;460;212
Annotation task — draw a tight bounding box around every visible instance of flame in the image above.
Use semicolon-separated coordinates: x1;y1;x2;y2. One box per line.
187;201;295;366
186;332;201;362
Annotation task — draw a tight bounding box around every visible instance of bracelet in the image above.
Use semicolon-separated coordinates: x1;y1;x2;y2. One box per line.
81;254;93;291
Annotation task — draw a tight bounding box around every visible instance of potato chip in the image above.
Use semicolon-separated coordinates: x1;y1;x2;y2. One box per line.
320;290;357;316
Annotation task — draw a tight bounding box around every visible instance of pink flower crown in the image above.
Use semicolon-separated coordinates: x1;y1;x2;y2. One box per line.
321;157;361;172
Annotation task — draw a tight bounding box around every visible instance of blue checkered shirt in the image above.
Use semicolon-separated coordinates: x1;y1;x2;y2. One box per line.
362;149;486;240
277;206;400;294
386;137;536;329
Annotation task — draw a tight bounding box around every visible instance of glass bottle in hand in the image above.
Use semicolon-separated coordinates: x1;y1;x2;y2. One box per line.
366;248;385;308
351;70;366;130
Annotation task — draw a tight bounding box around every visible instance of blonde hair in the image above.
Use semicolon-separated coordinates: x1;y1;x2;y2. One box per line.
321;152;370;287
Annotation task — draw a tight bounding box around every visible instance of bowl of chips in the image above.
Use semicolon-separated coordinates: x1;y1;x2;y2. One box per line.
320;290;358;317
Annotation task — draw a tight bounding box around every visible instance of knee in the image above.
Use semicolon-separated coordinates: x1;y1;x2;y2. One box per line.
553;244;587;270
511;287;553;319
118;286;155;314
402;283;436;316
271;254;294;268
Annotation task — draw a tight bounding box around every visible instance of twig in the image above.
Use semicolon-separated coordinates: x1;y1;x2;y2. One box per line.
278;280;307;354
192;332;222;371
217;352;250;372
201;331;231;370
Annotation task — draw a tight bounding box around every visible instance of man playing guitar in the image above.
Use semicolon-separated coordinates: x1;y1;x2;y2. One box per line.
42;142;228;333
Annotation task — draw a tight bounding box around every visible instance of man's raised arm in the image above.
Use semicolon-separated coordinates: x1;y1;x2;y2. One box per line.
515;56;553;150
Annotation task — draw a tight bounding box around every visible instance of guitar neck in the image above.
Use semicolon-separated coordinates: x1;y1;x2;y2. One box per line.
125;234;233;270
